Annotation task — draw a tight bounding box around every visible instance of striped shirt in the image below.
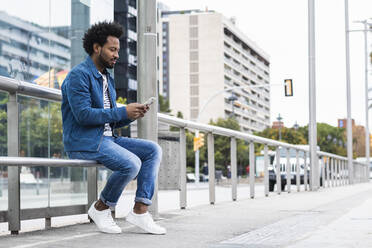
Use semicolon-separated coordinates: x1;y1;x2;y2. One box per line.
100;72;112;136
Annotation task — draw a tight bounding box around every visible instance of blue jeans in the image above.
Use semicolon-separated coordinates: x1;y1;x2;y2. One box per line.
67;136;162;207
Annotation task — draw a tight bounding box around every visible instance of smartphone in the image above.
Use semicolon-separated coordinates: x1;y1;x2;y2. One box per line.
143;97;156;106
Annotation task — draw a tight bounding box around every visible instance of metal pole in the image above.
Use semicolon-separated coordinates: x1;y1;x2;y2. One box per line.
296;150;300;192
264;145;269;196
276;147;281;194
195;130;200;184
179;128;187;209
304;152;308;191
7;93;20;234
286;148;291;193
137;0;158;216
231;137;237;201
249;142;255;198
308;0;319;191
321;157;325;188
363;21;370;171
344;0;353;184
208;133;215;204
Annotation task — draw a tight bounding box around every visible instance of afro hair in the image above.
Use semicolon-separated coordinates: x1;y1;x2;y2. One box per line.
83;21;124;55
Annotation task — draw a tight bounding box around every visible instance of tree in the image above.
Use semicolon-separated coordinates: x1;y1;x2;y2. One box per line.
255;123;347;157
158;95;171;113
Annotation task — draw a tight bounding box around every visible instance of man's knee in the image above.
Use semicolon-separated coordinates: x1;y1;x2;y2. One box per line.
125;156;141;178
148;141;162;160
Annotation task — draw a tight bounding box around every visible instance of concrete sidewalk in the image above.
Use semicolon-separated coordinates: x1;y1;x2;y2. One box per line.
0;182;371;248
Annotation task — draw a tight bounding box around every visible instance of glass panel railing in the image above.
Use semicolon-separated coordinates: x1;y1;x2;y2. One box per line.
0;165;7;211
0;91;8;212
1;0;116;210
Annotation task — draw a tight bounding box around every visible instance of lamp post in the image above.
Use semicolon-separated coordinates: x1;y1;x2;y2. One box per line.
194;83;282;185
293;121;299;131
228;92;238;118
344;0;354;184
353;20;372;176
277;114;283;140
345;10;372;183
308;0;319;190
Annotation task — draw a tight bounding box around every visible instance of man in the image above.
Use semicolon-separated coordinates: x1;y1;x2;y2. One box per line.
61;21;166;235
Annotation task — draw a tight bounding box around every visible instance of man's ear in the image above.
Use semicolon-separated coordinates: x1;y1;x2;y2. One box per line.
93;43;101;54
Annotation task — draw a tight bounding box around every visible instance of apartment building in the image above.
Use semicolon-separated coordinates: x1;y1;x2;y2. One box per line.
159;10;270;133
0;11;70;86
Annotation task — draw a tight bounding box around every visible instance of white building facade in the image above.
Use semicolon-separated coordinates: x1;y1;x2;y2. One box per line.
159;10;270;133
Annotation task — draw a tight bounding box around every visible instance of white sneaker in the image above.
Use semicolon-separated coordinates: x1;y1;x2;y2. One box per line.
126;211;166;235
88;201;122;234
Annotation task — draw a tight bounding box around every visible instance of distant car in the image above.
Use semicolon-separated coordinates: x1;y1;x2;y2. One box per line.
186;173;196;183
268;146;322;191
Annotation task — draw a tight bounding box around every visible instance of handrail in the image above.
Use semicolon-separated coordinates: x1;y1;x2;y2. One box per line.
0;157;100;167
0;75;364;163
0;75;61;101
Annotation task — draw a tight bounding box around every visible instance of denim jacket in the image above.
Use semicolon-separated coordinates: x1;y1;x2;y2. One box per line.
61;56;132;152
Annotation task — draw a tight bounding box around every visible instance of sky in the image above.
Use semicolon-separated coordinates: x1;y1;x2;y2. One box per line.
1;0;371;129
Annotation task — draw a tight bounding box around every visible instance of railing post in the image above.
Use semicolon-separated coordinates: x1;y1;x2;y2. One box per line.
296;150;300;192
231;137;237;201
340;160;344;185
343;160;346;186
326;157;330;187
286;148;291;193
208;133;215;204
331;158;335;187
264;145;269;197
249;142;255;199
345;160;348;185
276;147;281;194
7;93;20;235
337;159;340;186
87;167;98;214
304;152;308;191
366;164;369;182
321;156;325;188
179;128;187;209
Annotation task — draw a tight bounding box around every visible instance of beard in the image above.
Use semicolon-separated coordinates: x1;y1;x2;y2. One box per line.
98;53;114;69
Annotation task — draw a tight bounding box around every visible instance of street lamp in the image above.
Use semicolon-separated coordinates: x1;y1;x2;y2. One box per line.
353;20;372;176
346;16;372;183
277;113;283;140
293;121;299;131
228;92;238;118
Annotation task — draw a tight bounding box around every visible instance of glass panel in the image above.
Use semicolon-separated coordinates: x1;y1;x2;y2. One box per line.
0;91;7;156
0;92;8;212
0;165;7;211
0;0;116;212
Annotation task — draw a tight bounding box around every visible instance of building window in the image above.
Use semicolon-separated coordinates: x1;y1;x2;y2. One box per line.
190;85;199;95
190;97;199;107
189;15;198;26
190;62;198;73
190;40;198;49
190;51;198;61
190;74;198;84
190;27;198;38
190;109;199;119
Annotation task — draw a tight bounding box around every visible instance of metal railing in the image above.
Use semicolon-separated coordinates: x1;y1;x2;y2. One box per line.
0;75;369;234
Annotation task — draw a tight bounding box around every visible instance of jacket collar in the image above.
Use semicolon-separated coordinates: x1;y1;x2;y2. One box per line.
85;56;111;79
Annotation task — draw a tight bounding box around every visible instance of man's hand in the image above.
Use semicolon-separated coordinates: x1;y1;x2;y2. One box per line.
126;103;149;120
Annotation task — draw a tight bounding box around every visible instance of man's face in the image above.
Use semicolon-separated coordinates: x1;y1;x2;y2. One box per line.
97;36;120;69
